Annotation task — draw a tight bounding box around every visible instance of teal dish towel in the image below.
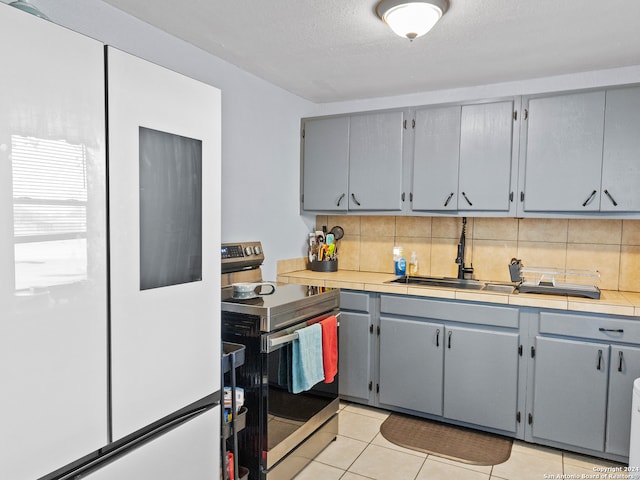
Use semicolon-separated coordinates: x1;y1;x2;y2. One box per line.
291;323;325;394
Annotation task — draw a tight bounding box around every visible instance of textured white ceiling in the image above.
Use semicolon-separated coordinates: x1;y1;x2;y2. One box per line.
100;0;640;103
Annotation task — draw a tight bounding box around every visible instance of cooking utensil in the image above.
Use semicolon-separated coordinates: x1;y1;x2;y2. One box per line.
232;282;276;299
329;225;344;241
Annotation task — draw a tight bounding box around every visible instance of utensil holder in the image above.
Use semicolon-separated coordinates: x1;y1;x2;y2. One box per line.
309;259;338;272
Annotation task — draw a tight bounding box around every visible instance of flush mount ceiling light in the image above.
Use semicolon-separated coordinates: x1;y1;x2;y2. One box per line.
376;0;449;41
9;0;50;20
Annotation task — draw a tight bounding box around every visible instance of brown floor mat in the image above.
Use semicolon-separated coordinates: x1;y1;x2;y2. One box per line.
380;413;513;466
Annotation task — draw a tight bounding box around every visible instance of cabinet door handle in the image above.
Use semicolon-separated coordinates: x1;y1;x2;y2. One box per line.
444;192;454;207
599;327;624;333
336;193;346;207
461;192;473;206
604;189;618;207
597;349;603;370
447;330;452;349
351;193;361;206
582;190;597;207
436;329;440;347
618;351;624;372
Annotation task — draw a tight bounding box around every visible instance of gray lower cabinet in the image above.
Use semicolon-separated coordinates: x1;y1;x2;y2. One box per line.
606;345;640;456
378;316;444;415
530;310;640;460
376;294;521;434
531;336;609;451
338;291;376;404
444;326;519;433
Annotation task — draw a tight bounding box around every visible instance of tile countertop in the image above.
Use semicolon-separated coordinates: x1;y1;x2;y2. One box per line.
276;269;640;318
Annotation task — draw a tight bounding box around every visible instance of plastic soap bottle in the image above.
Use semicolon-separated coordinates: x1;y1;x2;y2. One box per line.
393;246;406;276
409;251;419;276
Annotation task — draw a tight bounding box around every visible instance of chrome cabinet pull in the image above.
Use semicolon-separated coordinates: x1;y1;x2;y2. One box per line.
604;189;618;207
351;193;361;206
582;189;597;207
336;193;346;207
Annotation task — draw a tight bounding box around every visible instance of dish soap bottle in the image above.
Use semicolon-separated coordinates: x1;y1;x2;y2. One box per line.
409;251;419;276
393;246;406;276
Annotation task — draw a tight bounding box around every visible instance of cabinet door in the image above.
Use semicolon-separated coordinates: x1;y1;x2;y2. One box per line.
338;311;373;402
0;6;108;479
522;91;605;212
349;112;404;211
302;117;350;211
412;106;461;211
532;336;609;451
378;317;444;415
443;326;519;432
600;87;640;212
606;345;640;456
459;101;514;212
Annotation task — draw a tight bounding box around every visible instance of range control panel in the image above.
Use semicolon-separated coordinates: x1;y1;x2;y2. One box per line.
221;241;264;273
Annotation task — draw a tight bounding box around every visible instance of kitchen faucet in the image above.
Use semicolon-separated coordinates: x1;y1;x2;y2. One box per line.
456;217;474;279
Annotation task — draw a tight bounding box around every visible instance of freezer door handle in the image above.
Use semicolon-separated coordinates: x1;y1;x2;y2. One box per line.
39;392;220;480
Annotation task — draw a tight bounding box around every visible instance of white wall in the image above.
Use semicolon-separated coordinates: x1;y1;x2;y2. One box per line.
313;65;640;116
2;0;320;280
6;0;640;279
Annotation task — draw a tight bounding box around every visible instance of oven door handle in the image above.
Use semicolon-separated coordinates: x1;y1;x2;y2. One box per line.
264;313;340;352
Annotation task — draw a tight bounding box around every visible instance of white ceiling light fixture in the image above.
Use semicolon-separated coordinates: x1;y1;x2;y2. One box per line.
376;0;449;41
9;0;50;20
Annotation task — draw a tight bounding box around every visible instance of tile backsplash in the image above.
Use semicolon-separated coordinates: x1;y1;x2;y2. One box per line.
314;215;640;293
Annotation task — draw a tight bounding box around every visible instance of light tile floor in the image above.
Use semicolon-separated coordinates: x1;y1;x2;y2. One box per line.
294;402;625;480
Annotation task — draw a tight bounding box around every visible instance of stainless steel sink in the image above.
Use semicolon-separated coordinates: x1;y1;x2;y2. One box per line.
388;276;515;293
388;276;485;290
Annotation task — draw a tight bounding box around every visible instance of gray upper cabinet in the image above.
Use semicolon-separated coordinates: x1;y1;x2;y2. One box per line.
412;100;516;214
520;91;606;213
601;86;640;212
301;111;404;212
301;117;350;211
520;87;640;215
412;106;461;211
348;111;404;211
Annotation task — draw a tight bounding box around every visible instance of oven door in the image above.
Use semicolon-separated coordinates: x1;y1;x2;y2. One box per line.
262;311;339;470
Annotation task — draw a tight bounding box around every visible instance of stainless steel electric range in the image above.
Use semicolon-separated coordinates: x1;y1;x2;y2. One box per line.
220;241;339;480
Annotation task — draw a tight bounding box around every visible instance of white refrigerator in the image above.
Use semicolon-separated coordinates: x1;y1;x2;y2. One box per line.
0;4;221;479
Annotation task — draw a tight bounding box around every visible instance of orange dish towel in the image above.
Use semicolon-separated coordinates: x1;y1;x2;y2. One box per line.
320;315;338;383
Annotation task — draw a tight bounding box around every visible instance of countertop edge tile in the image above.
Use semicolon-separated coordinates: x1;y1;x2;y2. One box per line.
456;291;510;304
276;268;639;316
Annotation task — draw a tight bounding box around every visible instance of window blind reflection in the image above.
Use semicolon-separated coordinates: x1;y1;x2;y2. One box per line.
11;135;88;290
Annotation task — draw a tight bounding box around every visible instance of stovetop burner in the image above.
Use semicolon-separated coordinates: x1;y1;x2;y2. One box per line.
221;283;339;333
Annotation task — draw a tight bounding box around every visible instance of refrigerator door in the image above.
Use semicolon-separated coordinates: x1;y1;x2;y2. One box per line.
0;4;108;479
107;46;221;439
84;407;221;480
